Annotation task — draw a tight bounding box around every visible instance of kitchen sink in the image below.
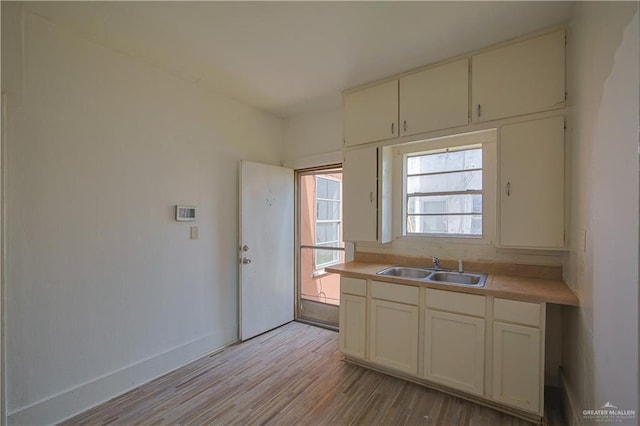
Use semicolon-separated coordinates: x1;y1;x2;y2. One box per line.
376;266;487;287
427;271;487;287
376;266;431;279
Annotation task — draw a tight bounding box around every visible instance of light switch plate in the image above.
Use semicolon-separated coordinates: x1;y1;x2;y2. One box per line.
190;226;199;240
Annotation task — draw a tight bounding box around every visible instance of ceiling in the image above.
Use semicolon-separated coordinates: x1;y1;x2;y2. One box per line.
24;1;574;118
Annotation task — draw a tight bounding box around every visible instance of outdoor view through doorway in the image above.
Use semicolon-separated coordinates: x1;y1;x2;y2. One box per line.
297;166;344;327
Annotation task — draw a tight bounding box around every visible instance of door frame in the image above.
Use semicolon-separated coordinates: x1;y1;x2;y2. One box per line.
294;164;343;329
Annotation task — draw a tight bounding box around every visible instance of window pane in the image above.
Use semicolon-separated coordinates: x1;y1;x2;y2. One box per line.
316;222;340;244
300;246;343;306
325;179;340;200
404;145;483;238
315;248;340;267
407;170;482;194
316;200;340;220
407;214;482;235
407;148;482;175
316;177;340;200
317;178;327;199
408;194;482;214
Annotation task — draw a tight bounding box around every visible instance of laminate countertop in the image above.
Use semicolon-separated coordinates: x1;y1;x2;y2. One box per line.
326;261;579;306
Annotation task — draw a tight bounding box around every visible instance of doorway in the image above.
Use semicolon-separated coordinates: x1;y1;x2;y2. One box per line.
296;165;344;329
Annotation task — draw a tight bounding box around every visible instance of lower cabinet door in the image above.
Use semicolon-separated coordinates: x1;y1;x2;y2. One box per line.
339;294;367;359
492;321;542;414
423;310;485;395
369;299;419;375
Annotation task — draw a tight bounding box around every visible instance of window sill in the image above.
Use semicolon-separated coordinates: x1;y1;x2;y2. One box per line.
312;267;341;278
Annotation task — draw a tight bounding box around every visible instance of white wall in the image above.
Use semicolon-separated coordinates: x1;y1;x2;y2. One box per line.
282;107;342;169
563;2;639;423
2;4;283;424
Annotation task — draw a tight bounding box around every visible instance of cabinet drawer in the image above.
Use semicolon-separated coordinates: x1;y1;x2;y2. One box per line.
341;277;367;297
425;288;485;317
494;298;541;327
371;280;419;305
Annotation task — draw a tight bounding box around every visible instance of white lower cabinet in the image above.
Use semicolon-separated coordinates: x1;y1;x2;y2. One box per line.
369;298;419;375
423;310;485;395
492;298;544;415
340;294;367;359
338;278;546;420
493;322;541;413
339;277;367;359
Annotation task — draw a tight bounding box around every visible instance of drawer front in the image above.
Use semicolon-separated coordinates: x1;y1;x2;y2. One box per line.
371;280;419;305
494;298;541;327
425;288;485;317
341;277;367;297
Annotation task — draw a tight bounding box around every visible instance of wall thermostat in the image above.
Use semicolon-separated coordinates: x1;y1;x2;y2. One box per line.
176;205;197;221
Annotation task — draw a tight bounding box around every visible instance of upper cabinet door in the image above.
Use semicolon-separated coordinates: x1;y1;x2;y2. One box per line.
472;30;565;123
344;80;399;147
400;59;469;137
499;116;565;249
342;146;378;242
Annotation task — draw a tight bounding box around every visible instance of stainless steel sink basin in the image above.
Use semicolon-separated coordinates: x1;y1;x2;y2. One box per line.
376;266;487;287
427;272;487;287
376;266;431;279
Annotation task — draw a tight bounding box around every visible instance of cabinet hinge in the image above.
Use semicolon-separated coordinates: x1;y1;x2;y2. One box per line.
565;34;567;46
565;91;568;101
564;118;567;130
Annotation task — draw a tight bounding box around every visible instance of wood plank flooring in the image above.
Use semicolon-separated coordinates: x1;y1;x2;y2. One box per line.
61;322;550;425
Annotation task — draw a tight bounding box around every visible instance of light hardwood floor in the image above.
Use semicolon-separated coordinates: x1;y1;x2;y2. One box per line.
62;322;557;425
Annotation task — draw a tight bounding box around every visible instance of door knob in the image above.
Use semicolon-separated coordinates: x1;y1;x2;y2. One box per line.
242;257;252;264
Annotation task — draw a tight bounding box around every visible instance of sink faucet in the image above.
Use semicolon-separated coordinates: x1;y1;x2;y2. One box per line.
431;257;450;271
432;256;441;269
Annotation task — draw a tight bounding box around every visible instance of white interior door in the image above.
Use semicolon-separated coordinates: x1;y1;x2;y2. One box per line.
239;161;294;341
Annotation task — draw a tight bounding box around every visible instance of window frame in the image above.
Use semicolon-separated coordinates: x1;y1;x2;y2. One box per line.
314;175;342;269
391;130;497;247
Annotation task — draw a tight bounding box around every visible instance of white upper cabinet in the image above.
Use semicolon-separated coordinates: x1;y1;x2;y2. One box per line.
499;116;565;248
471;30;565;123
342;146;393;243
342;146;378;242
400;59;469;137
344;80;399;147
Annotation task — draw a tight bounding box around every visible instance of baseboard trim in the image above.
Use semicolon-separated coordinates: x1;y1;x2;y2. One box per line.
559;368;583;426
8;331;236;425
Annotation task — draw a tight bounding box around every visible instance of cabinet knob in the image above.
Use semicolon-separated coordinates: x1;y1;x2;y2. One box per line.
241;257;252;264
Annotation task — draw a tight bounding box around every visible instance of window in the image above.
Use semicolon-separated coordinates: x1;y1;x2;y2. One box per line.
405;145;483;237
297;167;344;312
315;176;342;268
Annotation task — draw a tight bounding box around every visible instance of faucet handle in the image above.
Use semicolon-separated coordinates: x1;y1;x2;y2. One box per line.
432;256;440;268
